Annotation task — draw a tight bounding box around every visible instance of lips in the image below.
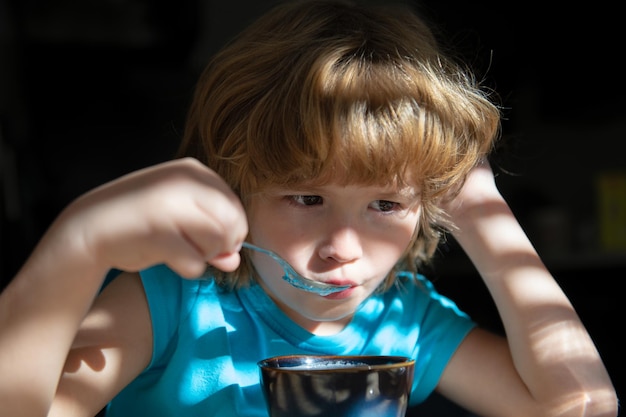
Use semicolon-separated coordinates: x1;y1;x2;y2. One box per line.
319;279;357;299
325;279;356;287
322;286;356;299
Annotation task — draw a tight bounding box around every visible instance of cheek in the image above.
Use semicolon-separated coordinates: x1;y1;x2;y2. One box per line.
369;216;420;266
397;207;422;248
248;199;282;237
369;241;409;273
248;203;308;250
404;219;421;252
251;253;283;280
244;240;292;282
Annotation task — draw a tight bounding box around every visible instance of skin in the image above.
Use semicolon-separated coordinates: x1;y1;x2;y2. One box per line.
246;182;420;334
0;157;618;417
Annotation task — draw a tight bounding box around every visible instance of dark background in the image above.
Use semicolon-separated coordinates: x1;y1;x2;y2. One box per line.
1;0;624;415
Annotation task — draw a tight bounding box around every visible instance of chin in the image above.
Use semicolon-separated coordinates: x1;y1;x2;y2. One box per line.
300;305;358;323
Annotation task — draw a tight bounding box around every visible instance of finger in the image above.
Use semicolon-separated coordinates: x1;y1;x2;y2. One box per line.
134;227;211;279
207;252;242;273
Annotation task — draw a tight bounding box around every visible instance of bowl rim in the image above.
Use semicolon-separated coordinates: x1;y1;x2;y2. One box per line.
257;354;416;372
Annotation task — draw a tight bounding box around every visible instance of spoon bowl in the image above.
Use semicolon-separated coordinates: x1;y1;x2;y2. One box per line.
242;242;350;296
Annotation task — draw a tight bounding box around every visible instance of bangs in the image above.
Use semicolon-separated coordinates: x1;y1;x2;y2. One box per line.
182;0;498;204
246;56;429;190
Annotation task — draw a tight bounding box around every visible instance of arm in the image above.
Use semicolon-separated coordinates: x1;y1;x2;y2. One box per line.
436;160;618;417
49;271;152;417
0;158;248;416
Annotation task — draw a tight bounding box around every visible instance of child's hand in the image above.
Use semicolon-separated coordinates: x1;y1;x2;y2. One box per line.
57;157;248;278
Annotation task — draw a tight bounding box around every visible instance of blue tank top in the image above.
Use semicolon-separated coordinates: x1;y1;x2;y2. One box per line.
105;264;475;416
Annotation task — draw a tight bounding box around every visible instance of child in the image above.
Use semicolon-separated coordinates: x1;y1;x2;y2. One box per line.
0;0;617;416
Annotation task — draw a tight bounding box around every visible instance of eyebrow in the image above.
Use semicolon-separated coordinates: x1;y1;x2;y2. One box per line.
387;189;419;198
379;187;421;202
279;184;421;201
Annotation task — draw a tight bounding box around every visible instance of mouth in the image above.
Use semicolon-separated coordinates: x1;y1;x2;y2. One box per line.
318;278;358;297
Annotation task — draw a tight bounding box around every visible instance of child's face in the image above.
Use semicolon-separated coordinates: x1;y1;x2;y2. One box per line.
247;181;421;335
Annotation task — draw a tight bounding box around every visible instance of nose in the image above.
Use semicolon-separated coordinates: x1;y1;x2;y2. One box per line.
317;226;363;263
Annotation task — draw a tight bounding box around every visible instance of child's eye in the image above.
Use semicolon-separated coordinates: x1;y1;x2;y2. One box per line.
370;200;400;213
289;195;323;206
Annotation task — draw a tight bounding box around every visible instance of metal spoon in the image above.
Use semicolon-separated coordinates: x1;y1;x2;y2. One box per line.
241;242;350;296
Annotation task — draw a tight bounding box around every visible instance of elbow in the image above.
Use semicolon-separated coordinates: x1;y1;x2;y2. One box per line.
581;387;619;417
547;386;619;417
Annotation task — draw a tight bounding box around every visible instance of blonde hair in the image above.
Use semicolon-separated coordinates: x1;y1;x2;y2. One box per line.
178;0;500;290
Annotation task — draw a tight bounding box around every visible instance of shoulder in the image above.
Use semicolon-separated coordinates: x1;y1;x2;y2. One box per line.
138;265;233;365
371;272;476;350
370;272;478;404
140;264;222;315
389;272;471;321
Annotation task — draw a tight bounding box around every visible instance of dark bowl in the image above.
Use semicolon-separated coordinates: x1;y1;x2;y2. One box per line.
258;354;415;417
